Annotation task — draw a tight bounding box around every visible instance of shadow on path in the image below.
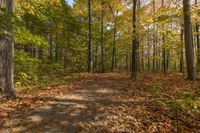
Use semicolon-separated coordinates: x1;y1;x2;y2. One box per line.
1;73;144;133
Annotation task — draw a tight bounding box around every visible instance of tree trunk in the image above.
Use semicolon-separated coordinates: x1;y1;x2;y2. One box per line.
137;0;141;72
111;11;118;72
0;0;16;98
180;26;184;73
100;0;105;72
38;48;43;60
161;0;167;73
131;0;138;80
197;23;200;65
183;0;196;80
95;46;98;72
162;34;167;73
126;48;129;71
195;0;200;67
147;26;151;71
63;48;67;68
49;31;53;60
55;34;58;61
167;50;170;70
88;0;93;73
152;0;156;71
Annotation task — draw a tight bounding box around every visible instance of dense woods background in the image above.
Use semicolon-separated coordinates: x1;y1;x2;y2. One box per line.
0;0;199;93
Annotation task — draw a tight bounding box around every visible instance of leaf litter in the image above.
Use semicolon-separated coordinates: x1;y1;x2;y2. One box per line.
0;73;199;133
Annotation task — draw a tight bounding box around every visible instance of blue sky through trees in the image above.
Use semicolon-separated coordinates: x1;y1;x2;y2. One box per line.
66;0;74;6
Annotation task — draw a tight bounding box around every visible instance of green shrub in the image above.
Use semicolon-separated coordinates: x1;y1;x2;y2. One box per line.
14;50;40;85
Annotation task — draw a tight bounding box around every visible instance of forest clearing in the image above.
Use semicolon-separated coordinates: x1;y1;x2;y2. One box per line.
0;0;200;132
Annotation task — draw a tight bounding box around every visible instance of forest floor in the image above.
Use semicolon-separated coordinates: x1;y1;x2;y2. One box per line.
0;72;200;133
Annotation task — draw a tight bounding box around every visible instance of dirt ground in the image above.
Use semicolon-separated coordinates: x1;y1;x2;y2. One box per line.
0;73;199;133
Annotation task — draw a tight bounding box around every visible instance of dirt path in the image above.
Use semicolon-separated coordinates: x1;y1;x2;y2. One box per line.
0;73;199;133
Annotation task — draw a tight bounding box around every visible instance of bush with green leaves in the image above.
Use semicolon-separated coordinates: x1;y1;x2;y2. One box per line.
39;62;66;77
14;50;41;85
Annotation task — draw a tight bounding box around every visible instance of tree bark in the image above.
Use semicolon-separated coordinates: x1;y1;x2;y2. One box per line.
183;0;196;80
95;46;98;72
195;0;200;66
161;0;167;73
111;11;118;72
152;0;156;71
100;0;105;72
55;34;58;61
49;29;53;60
147;26;151;71
88;0;93;73
131;0;138;80
137;0;141;72
196;23;200;64
180;25;184;73
126;47;129;71
166;50;170;70
0;0;16;98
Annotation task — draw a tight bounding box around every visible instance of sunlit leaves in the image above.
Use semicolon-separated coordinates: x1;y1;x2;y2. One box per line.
15;26;48;48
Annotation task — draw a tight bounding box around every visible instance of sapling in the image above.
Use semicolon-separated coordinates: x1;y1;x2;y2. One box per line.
171;99;181;133
161;90;200;133
151;83;163;111
152;94;181;133
0;86;4;101
0;87;3;95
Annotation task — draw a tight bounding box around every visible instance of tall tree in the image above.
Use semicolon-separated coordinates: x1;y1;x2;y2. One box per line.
161;0;167;73
195;0;200;66
152;0;156;71
0;0;16;98
88;0;93;73
183;0;196;80
111;12;117;72
131;0;138;80
100;0;105;72
109;5;118;72
180;25;184;73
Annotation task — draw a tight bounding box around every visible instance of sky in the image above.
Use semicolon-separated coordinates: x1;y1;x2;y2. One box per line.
66;0;74;6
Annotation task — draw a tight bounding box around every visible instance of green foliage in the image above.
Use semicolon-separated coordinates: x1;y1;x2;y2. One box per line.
151;84;200;132
151;84;200;113
151;83;164;104
0;6;13;38
175;90;200;112
15;26;49;48
14;51;40;85
39;62;65;76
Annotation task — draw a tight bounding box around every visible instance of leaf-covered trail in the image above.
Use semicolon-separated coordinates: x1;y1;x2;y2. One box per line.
0;73;199;132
